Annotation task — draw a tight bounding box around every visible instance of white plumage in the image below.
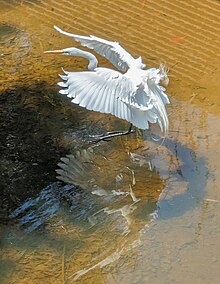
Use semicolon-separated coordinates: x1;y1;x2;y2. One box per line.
46;26;170;136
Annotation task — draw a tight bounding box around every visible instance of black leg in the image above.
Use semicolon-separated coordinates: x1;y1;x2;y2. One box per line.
128;123;132;133
89;123;134;143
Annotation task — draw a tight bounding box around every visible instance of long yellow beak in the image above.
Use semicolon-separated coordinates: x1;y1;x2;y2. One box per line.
44;49;64;54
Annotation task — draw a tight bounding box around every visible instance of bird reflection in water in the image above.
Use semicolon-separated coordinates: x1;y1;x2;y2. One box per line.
56;145;162;231
11;143;164;233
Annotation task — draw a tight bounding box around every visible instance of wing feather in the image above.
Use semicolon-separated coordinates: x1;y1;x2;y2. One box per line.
86;85;101;110
102;83;111;113
58;67;169;131
97;82;108;112
54;25;145;72
73;83;96;105
145;79;169;135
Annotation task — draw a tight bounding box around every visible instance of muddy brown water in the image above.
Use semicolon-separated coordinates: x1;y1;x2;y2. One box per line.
0;0;220;283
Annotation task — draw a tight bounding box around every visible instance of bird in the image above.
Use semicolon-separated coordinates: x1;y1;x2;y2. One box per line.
45;25;170;141
55;146;163;202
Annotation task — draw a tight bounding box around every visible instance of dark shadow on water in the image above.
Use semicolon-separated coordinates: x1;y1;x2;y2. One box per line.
0;82;84;224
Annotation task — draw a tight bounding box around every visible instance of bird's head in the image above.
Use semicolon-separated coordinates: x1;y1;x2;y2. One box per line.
45;47;98;71
44;47;81;56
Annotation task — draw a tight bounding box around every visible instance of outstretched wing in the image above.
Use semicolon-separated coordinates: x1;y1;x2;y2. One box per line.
56;147;161;201
59;67;136;126
54;25;145;72
58;67;168;132
56;147;134;194
56;148;96;189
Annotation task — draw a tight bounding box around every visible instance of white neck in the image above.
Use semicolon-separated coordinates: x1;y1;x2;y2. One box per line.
68;48;98;70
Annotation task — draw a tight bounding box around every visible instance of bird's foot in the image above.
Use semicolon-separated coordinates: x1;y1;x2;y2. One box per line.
89;129;135;143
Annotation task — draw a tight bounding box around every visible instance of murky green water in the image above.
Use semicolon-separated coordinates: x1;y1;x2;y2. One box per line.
1;0;220;283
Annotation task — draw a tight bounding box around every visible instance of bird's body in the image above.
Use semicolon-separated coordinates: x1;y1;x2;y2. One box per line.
46;26;170;137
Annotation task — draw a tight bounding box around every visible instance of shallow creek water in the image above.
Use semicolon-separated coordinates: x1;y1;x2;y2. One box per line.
0;0;220;283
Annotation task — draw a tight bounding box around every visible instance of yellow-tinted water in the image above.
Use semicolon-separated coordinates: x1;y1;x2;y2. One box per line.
0;0;220;283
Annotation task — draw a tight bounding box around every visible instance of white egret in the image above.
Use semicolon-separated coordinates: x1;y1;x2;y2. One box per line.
45;25;170;141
